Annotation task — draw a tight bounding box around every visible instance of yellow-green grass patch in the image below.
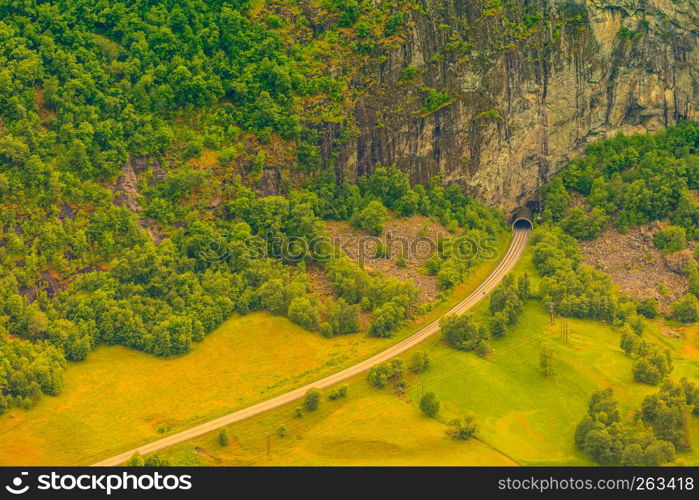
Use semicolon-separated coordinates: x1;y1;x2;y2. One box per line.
158;374;518;466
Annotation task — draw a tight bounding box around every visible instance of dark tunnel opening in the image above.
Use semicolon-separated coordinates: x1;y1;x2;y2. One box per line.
512;218;533;231
511;207;534;231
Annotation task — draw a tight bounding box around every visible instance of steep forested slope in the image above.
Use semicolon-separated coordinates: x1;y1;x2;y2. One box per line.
0;0;510;413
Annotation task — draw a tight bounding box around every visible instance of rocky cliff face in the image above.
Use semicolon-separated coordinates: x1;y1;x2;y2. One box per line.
326;0;699;211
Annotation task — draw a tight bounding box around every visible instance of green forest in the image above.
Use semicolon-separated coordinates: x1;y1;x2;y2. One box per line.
1;0;698;469
0;0;509;413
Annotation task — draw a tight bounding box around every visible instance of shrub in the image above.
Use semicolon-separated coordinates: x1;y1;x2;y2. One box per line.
351;200;388;236
654;226;687;253
421;88;451;114
671;294;698;323
440;314;485;351
375;241;389;258
632;344;673;385
328;384;349;400
367;360;404;389
420;392;440;417
396;251;407;268
637;298;659;319
448;414;477;440
287;296;320;331
218;429;229;447
304;389;321;411
409;352;430;373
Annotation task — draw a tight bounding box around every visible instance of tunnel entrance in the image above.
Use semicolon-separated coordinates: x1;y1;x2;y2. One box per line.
511;207;534;231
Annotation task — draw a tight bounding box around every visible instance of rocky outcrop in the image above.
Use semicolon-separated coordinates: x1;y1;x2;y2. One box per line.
327;0;699;211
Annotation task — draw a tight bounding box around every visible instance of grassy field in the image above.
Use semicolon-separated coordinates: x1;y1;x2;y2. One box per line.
0;234;511;466
154;373;518;466
156;248;699;466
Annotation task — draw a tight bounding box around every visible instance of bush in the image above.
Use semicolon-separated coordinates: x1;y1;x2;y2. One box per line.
351;200;388;236
671;294;698;323
375;241;389;258
409;352;430;373
304;389;321;411
448;415;477;440
367;360;404;389
654;226;687;253
287;296;320;331
560;207;609;240
637;298;659;319
182;138;204;160
419;392;440;417
632;344;673;385
327;299;361;336
421;89;451;114
328;384;349;400
440;314;486;352
369;301;403;338
218;429;229;447
396;251;407;268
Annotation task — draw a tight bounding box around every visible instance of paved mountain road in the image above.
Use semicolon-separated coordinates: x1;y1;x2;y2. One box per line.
93;227;531;466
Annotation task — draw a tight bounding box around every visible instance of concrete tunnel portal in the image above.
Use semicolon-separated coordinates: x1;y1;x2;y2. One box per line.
511;207;534;231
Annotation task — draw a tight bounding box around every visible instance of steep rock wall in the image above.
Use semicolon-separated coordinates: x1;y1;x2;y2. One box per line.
328;0;699;211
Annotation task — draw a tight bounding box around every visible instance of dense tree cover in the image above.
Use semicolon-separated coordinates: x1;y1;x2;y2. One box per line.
641;379;699;452
350;200;388;236
440;314;490;356
0;0;338;170
313;167;506;236
532;226;640;325
426;229;500;291
0;332;65;412
671;294;698;324
0;163;501;412
575;388;677;465
653;226;687;253
0;0;509;417
325;255;419;338
0;0;510;416
439;273;529;354
552;122;699;239
541;123;699;328
367;359;404;390
488;274;527;337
